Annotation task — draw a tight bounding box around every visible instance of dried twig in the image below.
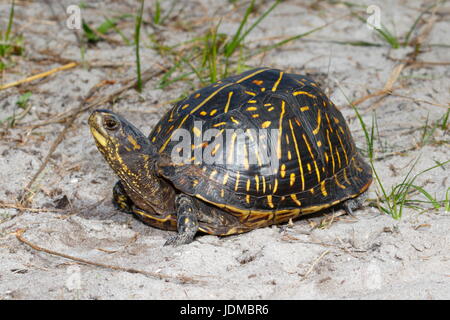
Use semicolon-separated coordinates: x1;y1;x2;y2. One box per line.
0;62;77;91
15;228;202;284
302;249;330;279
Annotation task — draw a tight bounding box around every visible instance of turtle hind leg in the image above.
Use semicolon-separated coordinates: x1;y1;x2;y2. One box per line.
341;191;368;215
113;181;134;213
164;194;199;246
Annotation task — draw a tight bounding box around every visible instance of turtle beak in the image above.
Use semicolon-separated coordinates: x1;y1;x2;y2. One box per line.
89;110;109;147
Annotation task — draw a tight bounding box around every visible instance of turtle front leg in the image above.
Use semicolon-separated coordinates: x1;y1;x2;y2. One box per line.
112;181;134;213
164;194;199;246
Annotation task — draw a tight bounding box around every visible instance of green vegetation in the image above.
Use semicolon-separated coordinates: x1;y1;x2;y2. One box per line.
350;103;449;219
134;0;145;92
0;0;23;71
0;91;32;127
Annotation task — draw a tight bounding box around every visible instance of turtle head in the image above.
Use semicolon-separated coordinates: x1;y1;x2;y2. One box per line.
89;109;156;179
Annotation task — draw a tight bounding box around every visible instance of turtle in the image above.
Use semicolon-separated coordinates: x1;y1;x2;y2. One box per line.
89;67;372;246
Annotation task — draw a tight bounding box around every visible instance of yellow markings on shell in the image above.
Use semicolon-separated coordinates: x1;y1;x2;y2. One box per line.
325;112;333;132
312;110;322;135
267;195;274;208
91;128;107;147
343;168;351;185
261;87;266;92
235;171;240;191
211;143;221;156
127;135;141;150
246;106;257;111
230;116;239;124
335;148;342;168
221;189;225;197
264;103;272;107
288;119;305;191
268;107;274;112
289;173;295;186
159;82;234;152
210;109;217;116
246;194;251;204
310;188;315;194
339;126;345;134
320;180;328;197
151;136;156;143
287;150;292;160
213;122;227;127
252;114;260;118
353;157;363;172
326;129;336;173
223;173;229;185
272;71;284;92
261;121;271;128
210;170;217;179
277;100;286;160
280;164;286;178
262;176;266;194
324;151;329;163
302;133;321;183
192;126;201;137
290;194;301;206
252;79;263;86
255;175;260;192
307;163;312;172
293;91;316;98
245;90;256;96
192;179;199;187
248;100;257;104
227;132;237;164
246;179;251;192
333;117;340;124
300;106;309;112
335;175;346;189
273;178;279;194
194;93;201;98
181;103;190;110
236;68;269;84
336;131;349;164
200;111;207;116
224;91;234;114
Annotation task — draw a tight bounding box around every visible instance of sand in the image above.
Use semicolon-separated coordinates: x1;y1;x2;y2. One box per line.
0;0;448;299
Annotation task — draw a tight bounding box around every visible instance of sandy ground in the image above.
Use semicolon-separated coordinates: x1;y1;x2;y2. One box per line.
0;0;449;300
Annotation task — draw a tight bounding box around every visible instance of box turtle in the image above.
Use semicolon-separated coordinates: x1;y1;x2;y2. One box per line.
89;68;372;246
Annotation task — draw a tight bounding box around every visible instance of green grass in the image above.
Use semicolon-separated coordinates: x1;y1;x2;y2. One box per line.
338;85;449;219
134;0;145;92
152;0;332;88
342;2;439;49
0;0;23;71
419;110;450;147
0;91;32;127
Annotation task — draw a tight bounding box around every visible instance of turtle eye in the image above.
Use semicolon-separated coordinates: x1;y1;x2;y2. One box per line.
103;116;119;131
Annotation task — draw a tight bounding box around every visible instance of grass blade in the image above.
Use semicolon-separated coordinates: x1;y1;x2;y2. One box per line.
135;0;144;92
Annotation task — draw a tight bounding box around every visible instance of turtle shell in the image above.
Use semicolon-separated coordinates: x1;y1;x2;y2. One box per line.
150;68;372;217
